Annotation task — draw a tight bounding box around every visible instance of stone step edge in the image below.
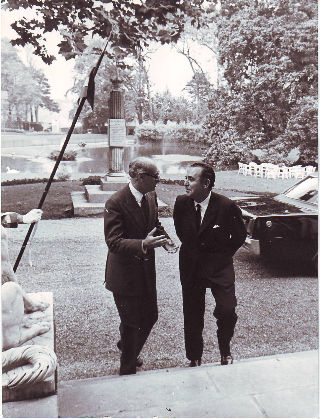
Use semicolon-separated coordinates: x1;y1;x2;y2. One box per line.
71;192;105;208
59;350;316;387
71;191;168;208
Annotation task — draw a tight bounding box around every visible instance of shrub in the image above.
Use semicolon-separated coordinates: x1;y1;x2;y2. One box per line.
57;173;71;181
30;122;43;131
159;178;185;186
135;122;164;143
1;128;24;133
1;178;63;186
49;150;77;161
82;176;101;185
135;121;207;148
204;136;255;170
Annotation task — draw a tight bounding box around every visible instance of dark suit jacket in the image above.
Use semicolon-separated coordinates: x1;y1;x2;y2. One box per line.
173;192;246;287
104;185;162;297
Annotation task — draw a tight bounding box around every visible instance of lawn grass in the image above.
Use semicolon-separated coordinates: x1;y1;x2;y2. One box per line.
2;172;317;381
1;171;298;219
10;218;318;381
1;180;84;219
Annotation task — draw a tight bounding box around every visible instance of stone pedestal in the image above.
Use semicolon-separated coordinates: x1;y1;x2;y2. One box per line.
107;79;126;177
71;78;167;216
108;147;125;174
72;79;127;214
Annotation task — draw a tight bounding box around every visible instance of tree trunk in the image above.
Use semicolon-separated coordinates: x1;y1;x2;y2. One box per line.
30;105;33;123
255;109;273;142
136;103;143;124
146;78;155;124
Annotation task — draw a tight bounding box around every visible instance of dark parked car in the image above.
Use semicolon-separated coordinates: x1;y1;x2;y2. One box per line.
234;175;318;267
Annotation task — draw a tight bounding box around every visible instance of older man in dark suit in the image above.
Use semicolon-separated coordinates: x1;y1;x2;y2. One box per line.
104;157;170;375
173;162;246;367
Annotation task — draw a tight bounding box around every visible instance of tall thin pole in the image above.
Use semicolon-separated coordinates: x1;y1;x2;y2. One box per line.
13;37;111;272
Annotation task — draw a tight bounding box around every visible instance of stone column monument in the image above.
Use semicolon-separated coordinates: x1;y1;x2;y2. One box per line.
101;78;128;191
72;79;131;215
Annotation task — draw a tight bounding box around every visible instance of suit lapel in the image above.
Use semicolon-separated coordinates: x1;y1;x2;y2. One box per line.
199;193;219;234
123;186;147;234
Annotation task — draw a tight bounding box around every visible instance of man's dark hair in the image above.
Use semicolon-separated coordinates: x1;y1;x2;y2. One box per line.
190;161;215;188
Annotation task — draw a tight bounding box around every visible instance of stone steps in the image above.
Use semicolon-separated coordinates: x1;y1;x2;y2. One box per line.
72;178;168;217
57;351;318;418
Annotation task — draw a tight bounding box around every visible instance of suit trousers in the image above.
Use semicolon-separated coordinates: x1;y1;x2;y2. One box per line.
182;281;237;360
113;291;158;375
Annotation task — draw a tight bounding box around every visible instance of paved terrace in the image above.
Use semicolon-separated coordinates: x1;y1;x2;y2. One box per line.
3;350;318;418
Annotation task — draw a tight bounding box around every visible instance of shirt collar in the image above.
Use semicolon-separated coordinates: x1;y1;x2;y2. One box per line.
194;192;211;211
129;181;144;204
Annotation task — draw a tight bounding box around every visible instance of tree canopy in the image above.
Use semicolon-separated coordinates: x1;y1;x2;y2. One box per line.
3;0;317;166
1;38;60;127
69;37;204;129
3;0;205;64
204;0;318;167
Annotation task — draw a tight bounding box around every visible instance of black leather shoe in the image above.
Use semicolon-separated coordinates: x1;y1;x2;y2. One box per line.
136;357;143;368
221;355;233;365
117;341;143;367
189;359;201;367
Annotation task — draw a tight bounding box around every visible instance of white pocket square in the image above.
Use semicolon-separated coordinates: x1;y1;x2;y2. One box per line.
213;224;220;229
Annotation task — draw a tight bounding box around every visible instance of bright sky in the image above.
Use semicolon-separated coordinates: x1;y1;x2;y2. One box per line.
1;9;217;112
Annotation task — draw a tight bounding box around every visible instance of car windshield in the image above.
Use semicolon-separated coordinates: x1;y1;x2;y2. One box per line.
284;177;318;204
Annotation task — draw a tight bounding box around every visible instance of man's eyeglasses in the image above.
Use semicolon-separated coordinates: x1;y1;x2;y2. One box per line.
141;172;160;180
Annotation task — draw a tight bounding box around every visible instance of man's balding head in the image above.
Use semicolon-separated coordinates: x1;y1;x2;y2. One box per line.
129;157;158;179
129;157;160;194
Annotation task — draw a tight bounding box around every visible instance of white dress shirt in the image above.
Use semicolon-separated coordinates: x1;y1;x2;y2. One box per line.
194;192;212;223
129;181;144;206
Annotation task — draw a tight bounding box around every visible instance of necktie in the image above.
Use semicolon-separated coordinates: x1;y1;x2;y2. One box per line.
195;203;201;230
141;194;149;223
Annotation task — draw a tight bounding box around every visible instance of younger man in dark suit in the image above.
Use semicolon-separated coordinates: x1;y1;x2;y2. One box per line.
104;157;169;375
173;162;246;366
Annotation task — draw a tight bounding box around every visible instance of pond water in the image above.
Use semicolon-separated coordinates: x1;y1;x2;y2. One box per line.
1;134;205;180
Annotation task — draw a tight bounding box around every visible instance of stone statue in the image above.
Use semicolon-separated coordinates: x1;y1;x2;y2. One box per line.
2;210;57;391
2;281;51;351
3;344;57;389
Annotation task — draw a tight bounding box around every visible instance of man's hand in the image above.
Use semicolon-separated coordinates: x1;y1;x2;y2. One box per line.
142;227;168;250
22;209;43;224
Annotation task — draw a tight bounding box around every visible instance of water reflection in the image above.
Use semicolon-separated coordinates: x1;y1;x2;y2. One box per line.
2;140;204;180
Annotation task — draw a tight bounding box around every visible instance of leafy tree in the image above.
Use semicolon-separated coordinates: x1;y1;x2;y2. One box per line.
69;39;148;129
70;38;198;128
205;0;318;167
27;66;60;122
1;38;31;125
3;0;206;64
122;50;154;124
147;90;195;124
173;8;219;122
1;39;60;126
174;6;218;77
184;72;213;122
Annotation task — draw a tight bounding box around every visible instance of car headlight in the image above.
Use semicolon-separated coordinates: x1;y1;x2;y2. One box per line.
266;220;272;228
